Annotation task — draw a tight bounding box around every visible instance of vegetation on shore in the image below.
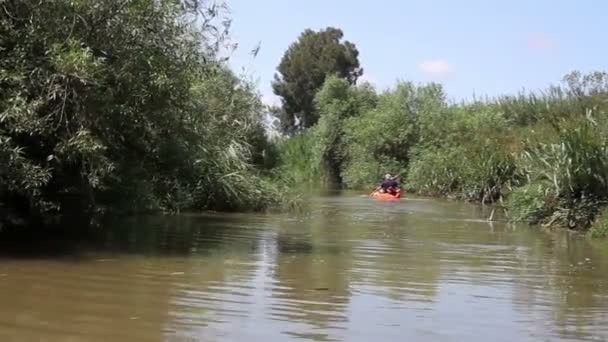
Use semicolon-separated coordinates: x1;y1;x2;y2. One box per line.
0;0;294;230
273;67;608;236
2;1;606;240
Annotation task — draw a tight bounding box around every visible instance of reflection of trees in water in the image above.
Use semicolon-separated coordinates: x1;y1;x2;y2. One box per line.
0;213;275;342
414;218;608;340
151;215;269;341
270;214;354;342
163;253;263;341
348;216;443;303
6;197;608;341
509;229;608;341
0;258;172;341
101;214;264;256
342;203;608;342
0;215;237;341
113;201;608;341
2;213;274;341
268;205;446;340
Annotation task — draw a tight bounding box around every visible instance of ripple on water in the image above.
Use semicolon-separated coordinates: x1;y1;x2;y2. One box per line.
1;194;608;341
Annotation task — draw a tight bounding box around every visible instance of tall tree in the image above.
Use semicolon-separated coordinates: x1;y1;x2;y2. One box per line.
272;27;362;132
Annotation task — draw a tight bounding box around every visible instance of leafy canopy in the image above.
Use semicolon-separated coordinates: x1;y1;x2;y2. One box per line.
272;27;362;132
0;0;285;229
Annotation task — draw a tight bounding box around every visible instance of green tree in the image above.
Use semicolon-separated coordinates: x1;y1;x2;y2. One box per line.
0;0;288;230
272;27;363;132
314;76;376;186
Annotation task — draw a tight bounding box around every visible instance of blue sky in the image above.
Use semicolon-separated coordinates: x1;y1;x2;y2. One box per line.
226;0;607;105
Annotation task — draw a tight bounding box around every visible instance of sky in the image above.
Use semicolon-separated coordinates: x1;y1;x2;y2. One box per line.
225;0;607;106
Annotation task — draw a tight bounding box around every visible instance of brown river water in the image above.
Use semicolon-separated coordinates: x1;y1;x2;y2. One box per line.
1;191;608;341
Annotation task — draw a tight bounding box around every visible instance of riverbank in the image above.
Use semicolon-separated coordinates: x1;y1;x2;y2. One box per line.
2;2;607;236
274;72;608;237
0;1;297;231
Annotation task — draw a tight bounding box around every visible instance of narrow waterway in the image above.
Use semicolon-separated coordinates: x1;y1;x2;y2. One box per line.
1;192;607;341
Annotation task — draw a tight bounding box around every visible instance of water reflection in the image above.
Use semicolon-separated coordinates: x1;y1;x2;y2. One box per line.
270;217;353;341
0;193;607;341
0;258;172;341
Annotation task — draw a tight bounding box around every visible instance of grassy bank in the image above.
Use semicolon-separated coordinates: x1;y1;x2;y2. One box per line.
275;71;608;236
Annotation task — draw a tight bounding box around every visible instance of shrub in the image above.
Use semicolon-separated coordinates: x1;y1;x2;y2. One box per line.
342;81;445;188
589;207;608;238
0;0;291;229
506;181;557;223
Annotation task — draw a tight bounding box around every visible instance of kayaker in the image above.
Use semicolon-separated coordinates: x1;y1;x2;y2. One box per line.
378;174;400;194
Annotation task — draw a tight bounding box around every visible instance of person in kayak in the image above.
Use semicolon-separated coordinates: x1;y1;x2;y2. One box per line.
378;174;400;195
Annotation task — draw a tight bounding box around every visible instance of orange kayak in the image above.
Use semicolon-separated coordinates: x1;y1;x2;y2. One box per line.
370;190;401;201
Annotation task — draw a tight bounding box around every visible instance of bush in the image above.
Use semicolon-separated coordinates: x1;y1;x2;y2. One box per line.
274;131;322;187
405;147;463;196
341;81;445;188
589;207;608;238
516;115;608;201
506;181;557;223
275;76;378;188
0;0;292;229
272;66;608;232
505;110;608;228
406;103;520;203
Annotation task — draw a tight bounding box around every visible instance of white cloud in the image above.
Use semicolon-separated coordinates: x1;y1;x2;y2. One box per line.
527;32;558;51
418;59;453;78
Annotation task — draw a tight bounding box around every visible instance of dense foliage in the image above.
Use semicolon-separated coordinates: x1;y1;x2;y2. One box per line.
275;69;608;235
3;2;606;241
0;0;289;230
271;27;362;132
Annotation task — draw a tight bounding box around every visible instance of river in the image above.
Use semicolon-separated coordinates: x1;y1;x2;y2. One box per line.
1;191;607;341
